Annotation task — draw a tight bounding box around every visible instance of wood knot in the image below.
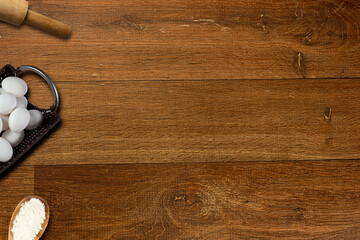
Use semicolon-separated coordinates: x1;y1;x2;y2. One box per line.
159;183;219;226
293;207;313;220
297;6;347;47
293;52;306;78
112;15;147;31
325;137;332;146
294;207;305;220
324;107;332;121
255;12;269;34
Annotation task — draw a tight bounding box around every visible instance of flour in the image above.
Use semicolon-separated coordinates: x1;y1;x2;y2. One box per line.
11;198;46;240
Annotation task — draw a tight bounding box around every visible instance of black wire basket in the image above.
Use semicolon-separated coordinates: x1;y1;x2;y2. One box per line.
0;65;60;176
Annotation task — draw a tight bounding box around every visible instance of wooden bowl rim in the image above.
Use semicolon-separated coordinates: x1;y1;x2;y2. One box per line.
8;195;50;240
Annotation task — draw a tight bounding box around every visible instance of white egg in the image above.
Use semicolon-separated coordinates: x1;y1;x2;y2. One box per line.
26;109;43;130
0;137;12;162
0;117;2;132
0;115;9;131
2;130;24;147
2;77;28;97
9;108;30;132
16;96;28;108
0;93;17;115
0;88;6;94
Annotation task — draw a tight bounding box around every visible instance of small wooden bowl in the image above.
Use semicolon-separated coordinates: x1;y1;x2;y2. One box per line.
8;196;50;240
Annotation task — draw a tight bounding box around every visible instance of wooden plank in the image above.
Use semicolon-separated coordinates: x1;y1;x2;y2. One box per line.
0;166;34;239
35;161;360;239
1;0;360;80
22;78;360;165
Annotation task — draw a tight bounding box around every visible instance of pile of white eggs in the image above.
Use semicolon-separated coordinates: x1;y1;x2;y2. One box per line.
0;77;43;162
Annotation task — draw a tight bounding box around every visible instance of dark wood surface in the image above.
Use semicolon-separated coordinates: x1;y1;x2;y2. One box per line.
1;0;360;239
35;162;360;239
2;0;360;81
22;78;360;164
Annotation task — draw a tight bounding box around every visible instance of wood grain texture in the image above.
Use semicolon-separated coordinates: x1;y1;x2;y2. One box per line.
35;161;360;239
21;78;360;165
0;166;34;239
0;0;359;238
1;0;360;80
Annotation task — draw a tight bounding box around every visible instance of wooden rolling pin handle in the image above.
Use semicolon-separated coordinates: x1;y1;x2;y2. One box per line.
24;10;71;39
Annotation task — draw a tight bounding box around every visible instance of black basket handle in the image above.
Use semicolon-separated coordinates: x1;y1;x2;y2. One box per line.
15;65;60;111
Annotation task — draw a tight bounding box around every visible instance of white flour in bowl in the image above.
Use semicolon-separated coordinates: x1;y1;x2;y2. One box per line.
11;198;46;240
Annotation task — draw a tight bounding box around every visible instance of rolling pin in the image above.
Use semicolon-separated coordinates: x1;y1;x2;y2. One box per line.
0;0;71;38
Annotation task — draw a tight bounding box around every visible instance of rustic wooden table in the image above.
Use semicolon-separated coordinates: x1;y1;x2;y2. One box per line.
1;0;360;239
